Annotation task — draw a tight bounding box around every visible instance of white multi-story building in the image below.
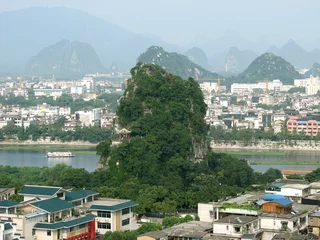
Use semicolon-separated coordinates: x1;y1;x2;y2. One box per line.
294;76;320;95
34;89;65;99
82;77;94;93
71;86;86;95
200;82;218;93
75;108;102;127
231;80;283;94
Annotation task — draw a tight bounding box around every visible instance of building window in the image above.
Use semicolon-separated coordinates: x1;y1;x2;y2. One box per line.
122;218;130;226
122;208;130;215
98;222;111;229
226;225;229;230
310;217;314;223
57;192;63;198
32;229;35;236
47;230;51;236
98;211;111;218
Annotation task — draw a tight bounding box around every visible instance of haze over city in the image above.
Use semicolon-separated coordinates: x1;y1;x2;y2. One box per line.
2;2;320;240
1;0;320;49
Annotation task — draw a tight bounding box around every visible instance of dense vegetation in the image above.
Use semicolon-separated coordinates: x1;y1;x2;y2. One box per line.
0;120;111;143
305;168;320;182
226;52;301;86
25;40;105;77
0;64;283;230
138;46;220;80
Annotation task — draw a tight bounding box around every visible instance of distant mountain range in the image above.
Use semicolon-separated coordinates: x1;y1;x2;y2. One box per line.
25;40;105;77
138;46;220;80
0;7;180;73
224;47;258;74
1;7;320;76
268;40;320;69
227;53;301;85
185;47;209;69
305;62;320;77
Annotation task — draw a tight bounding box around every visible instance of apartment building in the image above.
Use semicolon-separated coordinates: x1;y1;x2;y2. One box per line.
287;116;320;136
0;185;137;239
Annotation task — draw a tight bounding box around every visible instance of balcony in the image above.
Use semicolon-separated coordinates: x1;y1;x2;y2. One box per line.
63;227;89;239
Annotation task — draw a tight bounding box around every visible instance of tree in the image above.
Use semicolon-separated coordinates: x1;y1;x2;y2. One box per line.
96;139;112;164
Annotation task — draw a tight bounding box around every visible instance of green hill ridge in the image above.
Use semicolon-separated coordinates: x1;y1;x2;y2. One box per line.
25;40;105;77
230;52;301;85
137;46;219;80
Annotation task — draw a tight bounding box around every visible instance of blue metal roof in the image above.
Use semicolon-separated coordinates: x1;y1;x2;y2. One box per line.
260;194;286;201
271;198;292;207
297;121;307;124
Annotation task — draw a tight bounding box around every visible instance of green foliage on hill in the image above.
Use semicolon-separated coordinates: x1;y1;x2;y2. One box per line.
93;64;279;212
226;53;301;86
137;46;219;80
305;168;320;182
0;64;283;220
25;40;105;77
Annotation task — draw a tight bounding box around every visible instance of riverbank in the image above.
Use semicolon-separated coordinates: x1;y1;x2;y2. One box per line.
211;141;320;152
0;140;97;153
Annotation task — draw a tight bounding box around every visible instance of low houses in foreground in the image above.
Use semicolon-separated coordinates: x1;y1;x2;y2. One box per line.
0;185;137;239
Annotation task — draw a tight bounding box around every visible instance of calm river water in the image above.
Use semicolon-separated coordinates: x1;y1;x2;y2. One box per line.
0;149;99;172
1;149;320;173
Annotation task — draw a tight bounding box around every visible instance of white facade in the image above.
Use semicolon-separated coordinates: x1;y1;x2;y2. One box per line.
200;82;218;93
82;77;94;92
260;214;307;232
279;185;310;198
295;76;320;95
231;80;283;94
76;108;102;127
34;89;64;99
71;86;86;95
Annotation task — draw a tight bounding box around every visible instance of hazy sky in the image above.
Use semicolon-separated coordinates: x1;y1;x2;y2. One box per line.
1;0;320;47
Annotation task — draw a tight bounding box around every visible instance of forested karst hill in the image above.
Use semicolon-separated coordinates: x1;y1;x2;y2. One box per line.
227;52;301;85
137;46;220;80
25;40;105;77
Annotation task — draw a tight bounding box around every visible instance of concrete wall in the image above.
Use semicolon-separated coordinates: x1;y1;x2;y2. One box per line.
280;188;305;197
198;203;214;222
35;229;58;240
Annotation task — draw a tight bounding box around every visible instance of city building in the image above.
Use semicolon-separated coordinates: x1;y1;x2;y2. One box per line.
287;116;320;136
231;80;283;94
34;89;65;99
88;199;137;234
0;188;15;201
295;76;320;95
0;185;137;239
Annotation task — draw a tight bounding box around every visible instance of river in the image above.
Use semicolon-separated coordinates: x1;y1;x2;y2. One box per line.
0;149;99;172
0;148;320;173
218;149;320;173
